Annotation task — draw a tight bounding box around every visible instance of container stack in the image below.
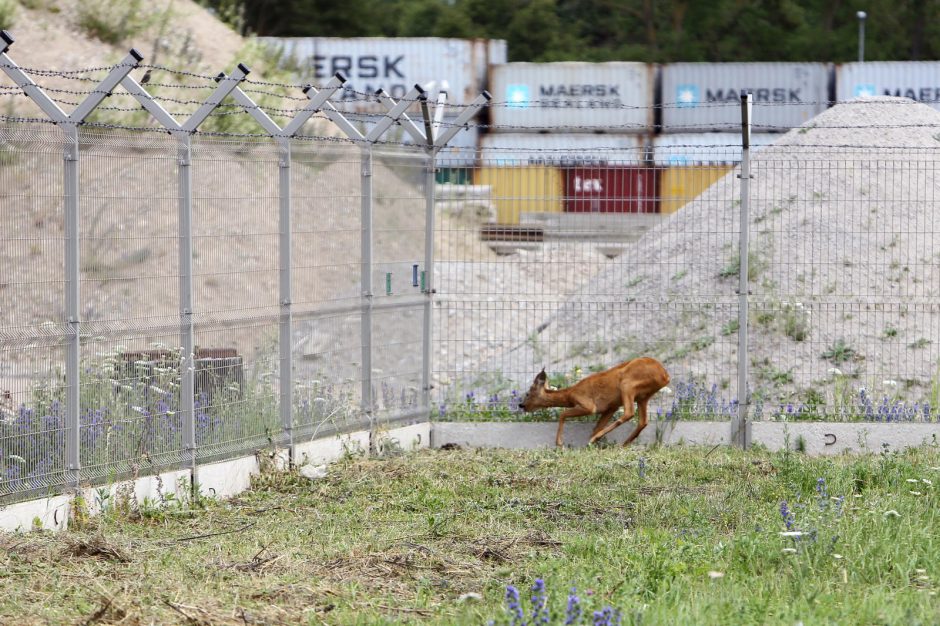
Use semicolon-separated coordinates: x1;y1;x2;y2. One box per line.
482;62;653;225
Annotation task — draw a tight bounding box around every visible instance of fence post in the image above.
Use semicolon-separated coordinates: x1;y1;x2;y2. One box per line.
277;137;293;457
360;145;375;440
177;132;198;480
734;93;753;448
421;141;436;413
63;122;80;488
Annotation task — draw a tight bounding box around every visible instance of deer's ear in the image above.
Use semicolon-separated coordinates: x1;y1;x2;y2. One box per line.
535;369;547;384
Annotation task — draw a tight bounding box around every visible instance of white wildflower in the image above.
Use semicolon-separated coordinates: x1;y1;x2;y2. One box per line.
906;478;920;483
782;548;798;554
910;491;922;496
458;592;482;602
884;510;901;517
780;531;804;537
827;367;843;376
922;479;932;486
832;554;843;559
660;387;674;395
708;571;724;579
883;379;898;387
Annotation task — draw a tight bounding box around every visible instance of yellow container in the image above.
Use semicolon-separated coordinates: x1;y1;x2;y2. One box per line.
660;165;732;214
477;166;564;225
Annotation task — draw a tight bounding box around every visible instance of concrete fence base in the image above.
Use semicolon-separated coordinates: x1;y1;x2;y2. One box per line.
3;419;938;533
431;420;940;455
0;422;430;533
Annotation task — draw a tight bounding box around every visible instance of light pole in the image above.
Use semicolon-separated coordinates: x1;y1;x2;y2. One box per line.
857;10;867;62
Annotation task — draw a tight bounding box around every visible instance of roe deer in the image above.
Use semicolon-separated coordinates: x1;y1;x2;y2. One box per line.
518;357;670;447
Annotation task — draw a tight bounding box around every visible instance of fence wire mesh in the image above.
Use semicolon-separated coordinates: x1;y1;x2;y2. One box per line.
3;48;940;504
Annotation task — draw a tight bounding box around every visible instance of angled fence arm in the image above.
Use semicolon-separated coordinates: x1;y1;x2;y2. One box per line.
420;95;434;148
70;50;142;122
121;75;182;130
432;91;447;140
182;63;249;132
375;87;427;145
434;91;490;149
365;85;425;142
0;32;68;123
226;76;282;135
282;72;346;137
301;77;365;141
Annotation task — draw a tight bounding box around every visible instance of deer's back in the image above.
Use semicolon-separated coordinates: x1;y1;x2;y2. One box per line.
572;357;669;407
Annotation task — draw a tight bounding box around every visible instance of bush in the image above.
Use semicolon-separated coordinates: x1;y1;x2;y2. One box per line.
0;0;16;31
76;0;152;45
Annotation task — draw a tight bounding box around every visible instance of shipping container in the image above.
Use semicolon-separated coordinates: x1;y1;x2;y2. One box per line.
476;166;564;225
659;166;733;214
489;62;654;133
480;133;646;166
563;166;660;213
660;63;830;133
836;62;940;110
651;133;778;165
261;37;506;113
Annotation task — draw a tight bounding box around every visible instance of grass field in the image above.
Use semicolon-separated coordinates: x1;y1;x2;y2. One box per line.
1;443;939;625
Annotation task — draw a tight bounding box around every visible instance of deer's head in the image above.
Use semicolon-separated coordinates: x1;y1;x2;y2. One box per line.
518;368;548;412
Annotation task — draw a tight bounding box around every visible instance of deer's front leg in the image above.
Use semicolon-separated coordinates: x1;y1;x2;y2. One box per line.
556;406;595;447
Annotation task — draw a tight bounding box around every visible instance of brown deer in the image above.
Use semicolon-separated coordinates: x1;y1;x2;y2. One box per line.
518;357;670;447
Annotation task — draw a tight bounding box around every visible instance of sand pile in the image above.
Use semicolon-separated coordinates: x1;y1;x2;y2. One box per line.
470;97;940;411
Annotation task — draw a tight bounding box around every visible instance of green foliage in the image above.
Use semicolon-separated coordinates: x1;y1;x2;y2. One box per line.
781;301;810;342
822;338;858;364
201;0;940;63
719;249;765;281
0;0;15;31
76;0;155;45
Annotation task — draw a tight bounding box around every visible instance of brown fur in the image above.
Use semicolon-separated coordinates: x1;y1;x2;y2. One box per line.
518;357;670;447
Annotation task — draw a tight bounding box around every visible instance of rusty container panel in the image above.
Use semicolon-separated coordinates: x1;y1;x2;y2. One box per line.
563;167;660;214
477;166;564;225
659;165;733;214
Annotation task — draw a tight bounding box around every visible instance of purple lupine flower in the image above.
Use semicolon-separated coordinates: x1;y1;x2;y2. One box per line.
505;585;525;626
530;579;549;624
565;588;582;625
779;501;795;530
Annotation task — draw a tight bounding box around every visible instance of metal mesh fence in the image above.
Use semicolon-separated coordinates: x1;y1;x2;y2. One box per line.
4;44;940;504
1;126;69;498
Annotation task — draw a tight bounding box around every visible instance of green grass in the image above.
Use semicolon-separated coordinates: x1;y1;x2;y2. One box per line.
1;445;939;624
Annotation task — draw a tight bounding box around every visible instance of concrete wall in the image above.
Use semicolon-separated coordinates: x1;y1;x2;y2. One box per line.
431;420;730;449
431;420;940;454
0;423;428;533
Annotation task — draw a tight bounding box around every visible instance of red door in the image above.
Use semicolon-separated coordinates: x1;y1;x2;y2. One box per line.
564;166;660;213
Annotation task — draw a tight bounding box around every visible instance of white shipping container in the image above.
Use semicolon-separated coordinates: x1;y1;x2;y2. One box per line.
652;133;778;165
836;62;940;110
661;63;830;133
480;133;646;166
489;62;653;133
261;37;505;113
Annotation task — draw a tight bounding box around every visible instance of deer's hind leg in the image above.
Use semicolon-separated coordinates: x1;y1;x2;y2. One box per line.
556;405;595;448
589;391;636;444
621;396;651;446
590;407;619;442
